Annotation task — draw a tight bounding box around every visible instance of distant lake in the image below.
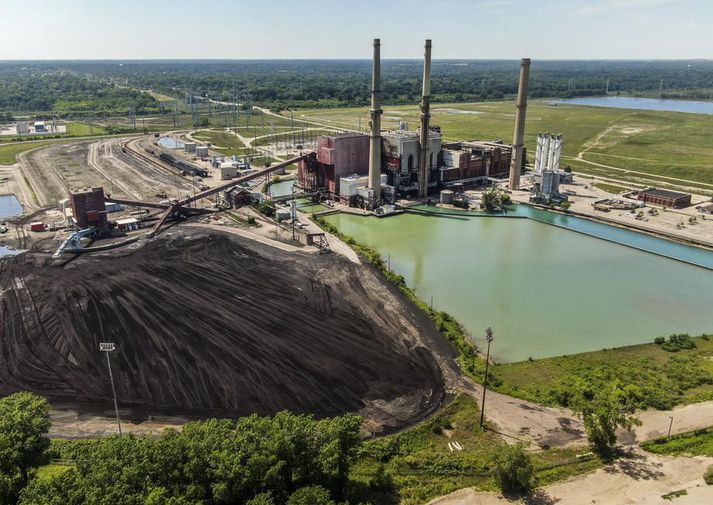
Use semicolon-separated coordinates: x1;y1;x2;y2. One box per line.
555;96;713;115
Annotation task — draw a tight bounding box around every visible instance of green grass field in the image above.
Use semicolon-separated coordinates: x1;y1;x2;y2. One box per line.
296;101;713;188
643;426;713;457
484;335;713;410
593;182;628;194
353;395;600;505
0;140;69;164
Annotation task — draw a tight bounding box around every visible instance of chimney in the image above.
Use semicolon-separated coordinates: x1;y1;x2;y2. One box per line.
418;39;432;199
368;38;383;201
509;58;531;190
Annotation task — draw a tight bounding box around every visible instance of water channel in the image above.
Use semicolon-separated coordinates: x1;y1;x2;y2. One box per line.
323;206;713;362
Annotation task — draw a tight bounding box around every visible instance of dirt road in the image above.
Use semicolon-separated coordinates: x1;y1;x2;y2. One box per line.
428;450;713;505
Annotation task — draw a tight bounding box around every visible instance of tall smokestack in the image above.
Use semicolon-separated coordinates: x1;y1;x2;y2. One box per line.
509;58;531;190
418;39;432;199
368;38;383;202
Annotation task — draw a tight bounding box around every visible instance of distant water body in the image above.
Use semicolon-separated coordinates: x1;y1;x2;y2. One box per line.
556;96;713;115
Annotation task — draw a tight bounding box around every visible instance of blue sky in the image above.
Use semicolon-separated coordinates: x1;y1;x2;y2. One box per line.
0;0;711;59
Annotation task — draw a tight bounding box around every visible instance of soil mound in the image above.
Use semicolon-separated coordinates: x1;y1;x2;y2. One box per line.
0;231;451;431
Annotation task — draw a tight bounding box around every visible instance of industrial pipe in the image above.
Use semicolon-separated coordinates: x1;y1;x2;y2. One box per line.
509;58;531;190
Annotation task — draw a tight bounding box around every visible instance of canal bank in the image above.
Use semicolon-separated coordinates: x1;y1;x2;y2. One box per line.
321;205;713;363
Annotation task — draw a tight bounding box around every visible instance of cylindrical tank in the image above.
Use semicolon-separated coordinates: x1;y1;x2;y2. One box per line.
184;142;197;153
440;189;454;204
196;146;209;157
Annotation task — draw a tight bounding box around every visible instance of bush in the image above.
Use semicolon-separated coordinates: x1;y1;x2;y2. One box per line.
286;485;335;505
705;465;713;485
492;444;535;495
656;333;696;352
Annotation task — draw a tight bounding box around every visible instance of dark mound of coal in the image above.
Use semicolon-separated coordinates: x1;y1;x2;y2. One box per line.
0;233;448;430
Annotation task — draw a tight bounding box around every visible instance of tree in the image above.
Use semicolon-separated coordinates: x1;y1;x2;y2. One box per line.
0;392;51;503
20;410;363;505
480;188;501;211
492;444;535;495
286;486;335;505
246;492;276;505
571;382;641;459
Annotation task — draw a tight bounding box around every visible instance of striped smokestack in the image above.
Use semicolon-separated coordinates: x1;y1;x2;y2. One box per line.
509;58;531;190
418;39;432;199
368;38;383;201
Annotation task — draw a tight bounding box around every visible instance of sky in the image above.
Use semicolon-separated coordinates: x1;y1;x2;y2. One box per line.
0;0;711;60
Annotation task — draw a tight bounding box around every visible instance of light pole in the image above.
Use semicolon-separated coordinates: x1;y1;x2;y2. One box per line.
479;327;494;428
99;342;122;435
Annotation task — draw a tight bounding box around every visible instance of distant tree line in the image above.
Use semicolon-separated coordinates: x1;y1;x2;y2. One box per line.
0;69;160;118
2;60;713;116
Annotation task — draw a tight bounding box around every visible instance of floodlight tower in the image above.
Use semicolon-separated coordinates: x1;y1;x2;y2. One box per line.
99;342;122;435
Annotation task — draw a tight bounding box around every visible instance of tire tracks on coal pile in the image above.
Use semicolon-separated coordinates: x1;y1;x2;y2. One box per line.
0;231;454;433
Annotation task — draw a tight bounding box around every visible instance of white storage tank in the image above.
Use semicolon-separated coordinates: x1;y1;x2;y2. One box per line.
184;142;197;153
196;146;209;158
440;189;454;204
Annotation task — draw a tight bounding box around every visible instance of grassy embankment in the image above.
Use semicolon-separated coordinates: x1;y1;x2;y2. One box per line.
644;426;713;457
298;101;713;190
489;335;713;410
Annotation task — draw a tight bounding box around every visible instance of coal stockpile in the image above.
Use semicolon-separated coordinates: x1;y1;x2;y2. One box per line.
0;231;452;431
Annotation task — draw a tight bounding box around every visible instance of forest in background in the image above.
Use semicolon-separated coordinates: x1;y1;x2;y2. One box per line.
2;59;713;117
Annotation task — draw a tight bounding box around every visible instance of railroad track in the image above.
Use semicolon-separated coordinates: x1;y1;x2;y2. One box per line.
123;137;182;178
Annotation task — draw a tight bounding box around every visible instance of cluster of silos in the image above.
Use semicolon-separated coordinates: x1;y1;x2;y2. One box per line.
533;133;564;175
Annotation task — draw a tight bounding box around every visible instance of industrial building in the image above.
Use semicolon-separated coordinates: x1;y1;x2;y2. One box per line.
69;187;108;229
439;140;512;187
637;188;691;208
297;133;370;195
382;128;441;194
0;119;66;137
220;162;238;180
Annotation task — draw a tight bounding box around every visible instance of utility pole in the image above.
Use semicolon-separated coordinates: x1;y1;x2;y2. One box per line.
99;342;122;435
291;184;296;241
479;327;494;428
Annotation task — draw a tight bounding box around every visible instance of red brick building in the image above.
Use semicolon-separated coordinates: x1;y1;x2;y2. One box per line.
439;141;513;186
69;187;108;229
637;188;691;209
298;134;369;194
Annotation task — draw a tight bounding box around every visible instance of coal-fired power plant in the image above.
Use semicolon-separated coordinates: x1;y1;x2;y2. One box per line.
368;38;383;201
418;39;433;199
509;58;531;190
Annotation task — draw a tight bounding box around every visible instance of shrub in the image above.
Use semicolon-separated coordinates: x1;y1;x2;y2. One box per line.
492;444;535;495
286;486;335;505
705;465;713;485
